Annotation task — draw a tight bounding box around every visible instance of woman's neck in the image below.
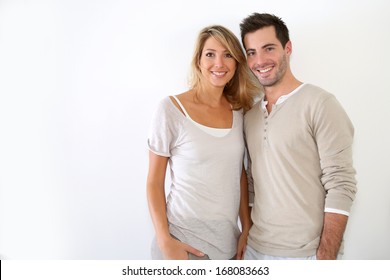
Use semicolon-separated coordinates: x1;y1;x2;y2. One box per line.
192;86;226;108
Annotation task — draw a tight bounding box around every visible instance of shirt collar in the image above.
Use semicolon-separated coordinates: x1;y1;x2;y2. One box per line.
261;83;306;109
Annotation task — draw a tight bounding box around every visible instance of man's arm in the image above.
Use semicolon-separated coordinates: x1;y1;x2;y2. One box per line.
313;95;357;259
316;212;348;260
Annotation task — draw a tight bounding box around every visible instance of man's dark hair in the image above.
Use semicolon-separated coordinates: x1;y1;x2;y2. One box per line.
240;13;290;49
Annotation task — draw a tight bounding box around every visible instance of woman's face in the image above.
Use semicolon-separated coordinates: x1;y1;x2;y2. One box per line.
199;37;237;89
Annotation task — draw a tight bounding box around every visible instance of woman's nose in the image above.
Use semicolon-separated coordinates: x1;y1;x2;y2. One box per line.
214;55;224;67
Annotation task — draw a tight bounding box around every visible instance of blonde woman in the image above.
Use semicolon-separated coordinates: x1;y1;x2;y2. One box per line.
147;25;260;260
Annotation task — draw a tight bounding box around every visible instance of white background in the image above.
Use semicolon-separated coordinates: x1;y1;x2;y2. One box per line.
0;0;389;260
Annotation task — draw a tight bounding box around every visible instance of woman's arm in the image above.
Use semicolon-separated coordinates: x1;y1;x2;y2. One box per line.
146;151;204;259
236;166;252;259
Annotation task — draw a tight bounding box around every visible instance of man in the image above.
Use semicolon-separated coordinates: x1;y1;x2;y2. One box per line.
240;13;357;260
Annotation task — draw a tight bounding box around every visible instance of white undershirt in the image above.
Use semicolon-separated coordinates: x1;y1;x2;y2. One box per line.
261;83;306;110
172;95;231;137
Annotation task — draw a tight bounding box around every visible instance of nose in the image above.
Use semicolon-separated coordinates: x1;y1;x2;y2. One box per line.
214;54;225;68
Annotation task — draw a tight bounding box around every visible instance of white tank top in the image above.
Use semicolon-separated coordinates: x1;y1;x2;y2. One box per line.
171;95;231;137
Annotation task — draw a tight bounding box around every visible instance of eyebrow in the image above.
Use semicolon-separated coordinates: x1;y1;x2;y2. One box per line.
246;43;277;52
262;43;277;48
204;48;229;52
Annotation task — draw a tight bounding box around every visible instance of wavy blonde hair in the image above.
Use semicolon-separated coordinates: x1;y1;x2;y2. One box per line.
189;25;261;111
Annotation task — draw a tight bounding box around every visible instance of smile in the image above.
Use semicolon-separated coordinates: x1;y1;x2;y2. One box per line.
211;71;227;77
259;66;273;73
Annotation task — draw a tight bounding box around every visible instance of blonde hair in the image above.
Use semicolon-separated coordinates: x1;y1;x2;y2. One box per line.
189;25;260;111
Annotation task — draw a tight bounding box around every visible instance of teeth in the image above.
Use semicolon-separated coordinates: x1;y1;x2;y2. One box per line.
212;72;226;76
259;67;272;73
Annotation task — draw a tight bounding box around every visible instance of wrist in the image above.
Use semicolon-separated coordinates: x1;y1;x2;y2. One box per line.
241;220;252;235
316;245;337;260
240;227;250;237
156;233;173;248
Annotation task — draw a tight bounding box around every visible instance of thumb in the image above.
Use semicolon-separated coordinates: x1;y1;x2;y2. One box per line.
184;244;205;257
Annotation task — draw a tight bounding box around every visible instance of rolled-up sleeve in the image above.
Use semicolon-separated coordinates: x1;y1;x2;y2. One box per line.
148;98;180;157
314;96;357;214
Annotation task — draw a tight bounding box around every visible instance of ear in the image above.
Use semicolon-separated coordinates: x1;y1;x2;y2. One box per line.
285;40;292;55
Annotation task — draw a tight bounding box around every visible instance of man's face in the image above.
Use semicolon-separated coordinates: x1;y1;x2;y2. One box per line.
244;26;291;88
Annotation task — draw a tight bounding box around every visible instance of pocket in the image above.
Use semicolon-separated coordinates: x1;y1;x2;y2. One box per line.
188;253;210;260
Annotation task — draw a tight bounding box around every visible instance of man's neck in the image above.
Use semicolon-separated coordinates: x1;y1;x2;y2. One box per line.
264;76;302;105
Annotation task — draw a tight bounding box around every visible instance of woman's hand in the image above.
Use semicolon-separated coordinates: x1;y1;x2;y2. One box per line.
236;232;249;260
160;236;204;260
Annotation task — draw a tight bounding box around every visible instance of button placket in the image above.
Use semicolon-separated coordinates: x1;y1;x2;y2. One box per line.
264;110;269;143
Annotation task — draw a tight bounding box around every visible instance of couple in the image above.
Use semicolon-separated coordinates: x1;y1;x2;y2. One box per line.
147;13;357;260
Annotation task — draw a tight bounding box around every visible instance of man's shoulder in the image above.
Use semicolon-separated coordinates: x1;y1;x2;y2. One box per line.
299;83;334;99
245;101;262;119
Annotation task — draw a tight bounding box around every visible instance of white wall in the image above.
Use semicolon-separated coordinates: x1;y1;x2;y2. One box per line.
0;0;389;260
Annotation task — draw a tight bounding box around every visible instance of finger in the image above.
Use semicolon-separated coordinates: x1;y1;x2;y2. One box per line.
237;246;246;260
184;244;205;257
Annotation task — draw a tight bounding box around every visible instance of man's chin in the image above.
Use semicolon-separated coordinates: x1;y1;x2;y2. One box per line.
258;79;277;87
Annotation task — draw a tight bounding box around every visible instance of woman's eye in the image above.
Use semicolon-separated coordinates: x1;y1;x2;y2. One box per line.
205;52;214;57
225;53;233;58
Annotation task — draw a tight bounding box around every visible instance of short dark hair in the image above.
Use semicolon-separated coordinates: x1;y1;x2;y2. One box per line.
240;13;290;49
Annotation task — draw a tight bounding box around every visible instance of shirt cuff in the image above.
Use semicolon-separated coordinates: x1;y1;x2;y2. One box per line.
324;207;350;216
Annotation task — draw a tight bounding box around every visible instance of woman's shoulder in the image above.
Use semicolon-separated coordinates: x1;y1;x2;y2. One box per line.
153;94;188;122
155;95;178;111
171;90;192;103
168;90;193;115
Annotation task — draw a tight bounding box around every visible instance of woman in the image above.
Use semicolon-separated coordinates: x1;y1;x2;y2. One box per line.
147;25;259;260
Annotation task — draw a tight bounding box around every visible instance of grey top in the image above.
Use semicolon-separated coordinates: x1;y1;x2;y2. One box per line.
245;84;357;257
148;96;245;259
